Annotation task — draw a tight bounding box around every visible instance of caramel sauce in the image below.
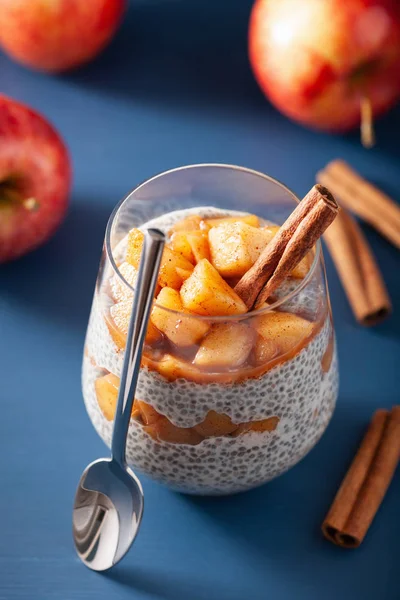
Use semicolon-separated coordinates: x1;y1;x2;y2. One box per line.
140;311;326;385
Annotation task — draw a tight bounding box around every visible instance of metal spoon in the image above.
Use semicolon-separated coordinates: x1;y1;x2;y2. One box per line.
73;228;165;571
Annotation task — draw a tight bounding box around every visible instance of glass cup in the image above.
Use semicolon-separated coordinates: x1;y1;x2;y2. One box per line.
82;164;339;495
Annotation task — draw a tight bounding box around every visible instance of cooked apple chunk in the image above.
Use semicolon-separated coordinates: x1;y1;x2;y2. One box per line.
110;261;138;302
186;230;210;263
158;246;194;289
144;418;203;445
208;222;275;278
254;312;313;355
169;215;207;234
151;287;209;346
110;299;162;349
126;228;193;289
180;259;247;316
126;228;145;268
95;373;120;421
250;416;280;432
253;334;279;365
291;253;312;279
170;231;195;263
205;214;260;228
194;322;255;368
136;400;161;425
194;410;238;437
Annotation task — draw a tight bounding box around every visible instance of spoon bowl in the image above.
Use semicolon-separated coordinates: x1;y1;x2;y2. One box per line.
73;458;144;571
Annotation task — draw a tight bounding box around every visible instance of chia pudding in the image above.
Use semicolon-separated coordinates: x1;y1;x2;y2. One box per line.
82;207;338;495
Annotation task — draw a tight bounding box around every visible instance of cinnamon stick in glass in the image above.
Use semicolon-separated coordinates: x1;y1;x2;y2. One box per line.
234;184;338;310
322;406;400;548
323;207;391;326
317;159;400;249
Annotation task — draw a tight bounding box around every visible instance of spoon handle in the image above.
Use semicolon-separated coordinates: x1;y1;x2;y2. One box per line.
111;228;165;467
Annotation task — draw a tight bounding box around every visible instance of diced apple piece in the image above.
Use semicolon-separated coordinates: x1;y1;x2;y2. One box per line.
151;287;209;346
208;222;274;278
95;374;151;423
126;229;193;289
170;231;195;263
137;400;161;425
153;354;201;382
110;261;138;302
131;398;142;422
169;215;206;234
105;310;127;350
250;416;280;432
180;259;247;316
231;422;253;437
254;312;313;355
254;334;279;365
194;410;238;437
261;224;280;236
175;266;194;281
144;417;203;445
126;228;145;268
194;322;254;368
142;423;158;441
291;253;312;279
158;246;194;289
95;373;120;421
205;214;260;228
110;300;162;350
186;230;210;263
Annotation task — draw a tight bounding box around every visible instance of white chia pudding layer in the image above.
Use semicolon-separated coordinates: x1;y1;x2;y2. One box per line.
81;206;339;495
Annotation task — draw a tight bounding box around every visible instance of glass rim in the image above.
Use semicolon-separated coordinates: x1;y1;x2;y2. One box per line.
105;163;321;321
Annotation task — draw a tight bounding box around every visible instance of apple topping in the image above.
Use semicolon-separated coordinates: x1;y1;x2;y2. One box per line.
95;373;120;421
205;214;260;228
194;410;238;437
208;222;275;277
249;416;280;432
170;231;195;263
254;312;313;355
186;230;210;263
158;246;194;289
180;259;247;316
151;287;210;346
110;299;162;349
170;230;210;264
126;228;194;289
194;322;255;368
110;261;138;302
126;228;145;267
291;253;312;279
169;215;208;234
253;334;279;365
144;418;203;445
136;400;161;426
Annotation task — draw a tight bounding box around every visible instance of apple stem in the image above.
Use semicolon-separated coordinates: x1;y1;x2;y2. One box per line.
360;96;375;149
23;197;40;212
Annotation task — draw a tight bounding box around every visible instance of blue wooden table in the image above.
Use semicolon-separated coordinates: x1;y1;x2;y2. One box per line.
1;1;399;598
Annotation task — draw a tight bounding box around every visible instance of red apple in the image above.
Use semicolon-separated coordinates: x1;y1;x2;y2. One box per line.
249;0;400;132
0;0;125;73
0;95;71;263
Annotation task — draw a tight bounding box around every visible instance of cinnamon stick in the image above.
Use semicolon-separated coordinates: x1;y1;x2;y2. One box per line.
323;207;391;326
234;185;338;309
322;406;400;548
317;160;400;249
